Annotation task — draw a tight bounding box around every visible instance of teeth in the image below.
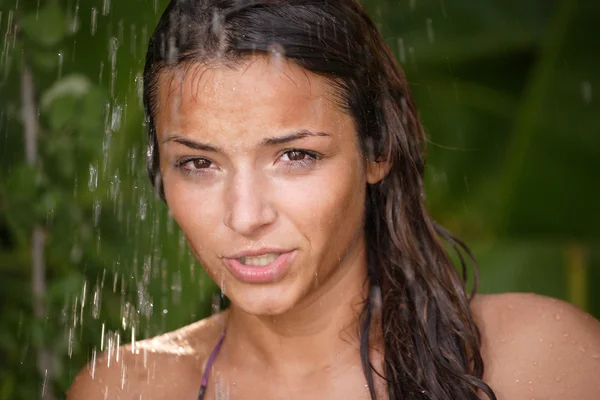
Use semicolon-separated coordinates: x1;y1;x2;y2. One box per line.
239;253;280;266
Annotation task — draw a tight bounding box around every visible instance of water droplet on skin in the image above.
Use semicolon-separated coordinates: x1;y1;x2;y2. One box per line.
578;345;586;353
592;354;600;360
554;313;561;320
532;361;538;366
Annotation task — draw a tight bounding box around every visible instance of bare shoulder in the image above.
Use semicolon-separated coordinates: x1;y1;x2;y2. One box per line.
67;312;227;400
471;293;600;399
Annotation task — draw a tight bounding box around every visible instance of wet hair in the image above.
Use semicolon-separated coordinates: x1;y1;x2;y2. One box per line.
143;1;497;399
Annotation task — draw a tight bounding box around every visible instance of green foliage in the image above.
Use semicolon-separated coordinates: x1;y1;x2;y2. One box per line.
20;2;67;48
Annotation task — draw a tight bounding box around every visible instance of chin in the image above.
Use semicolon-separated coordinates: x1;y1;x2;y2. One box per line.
227;282;302;317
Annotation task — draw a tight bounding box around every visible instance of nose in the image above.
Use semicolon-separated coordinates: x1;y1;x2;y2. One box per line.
223;170;277;237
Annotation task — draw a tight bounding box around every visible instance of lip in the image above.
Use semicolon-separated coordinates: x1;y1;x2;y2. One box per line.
224;250;295;283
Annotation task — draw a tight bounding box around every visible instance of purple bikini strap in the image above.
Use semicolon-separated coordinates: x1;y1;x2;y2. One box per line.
198;330;226;400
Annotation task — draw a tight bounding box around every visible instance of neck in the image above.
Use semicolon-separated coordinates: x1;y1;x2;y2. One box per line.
224;238;375;376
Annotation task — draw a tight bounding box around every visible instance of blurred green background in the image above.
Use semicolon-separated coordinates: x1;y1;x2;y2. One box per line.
1;0;599;398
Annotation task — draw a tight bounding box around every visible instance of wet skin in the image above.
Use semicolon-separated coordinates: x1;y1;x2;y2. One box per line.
67;58;600;400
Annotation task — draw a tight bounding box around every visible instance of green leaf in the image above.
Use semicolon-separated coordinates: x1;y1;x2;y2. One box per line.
45;95;78;132
41;75;92;110
20;2;67;48
30;49;60;71
0;374;16;400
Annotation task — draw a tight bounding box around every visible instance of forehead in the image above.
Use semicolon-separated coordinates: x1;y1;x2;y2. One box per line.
153;57;350;143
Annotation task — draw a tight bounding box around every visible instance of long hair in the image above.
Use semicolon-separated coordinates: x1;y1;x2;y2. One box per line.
143;1;497;399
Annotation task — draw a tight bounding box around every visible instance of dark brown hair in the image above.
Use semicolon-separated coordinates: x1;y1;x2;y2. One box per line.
143;1;496;399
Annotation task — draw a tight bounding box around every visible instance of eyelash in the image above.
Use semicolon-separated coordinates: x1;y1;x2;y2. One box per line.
175;149;322;176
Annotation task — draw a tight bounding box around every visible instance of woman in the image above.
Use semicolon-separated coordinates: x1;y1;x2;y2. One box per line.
68;0;600;399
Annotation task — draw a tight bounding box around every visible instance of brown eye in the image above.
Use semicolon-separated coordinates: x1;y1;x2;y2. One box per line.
286;150;307;161
177;157;214;175
191;159;211;169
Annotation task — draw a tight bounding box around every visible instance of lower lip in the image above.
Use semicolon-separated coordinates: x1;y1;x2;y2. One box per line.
225;251;295;283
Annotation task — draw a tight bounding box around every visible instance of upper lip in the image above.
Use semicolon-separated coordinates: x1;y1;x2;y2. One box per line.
225;248;292;259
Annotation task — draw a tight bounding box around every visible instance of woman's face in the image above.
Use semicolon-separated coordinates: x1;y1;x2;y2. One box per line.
155;57;384;316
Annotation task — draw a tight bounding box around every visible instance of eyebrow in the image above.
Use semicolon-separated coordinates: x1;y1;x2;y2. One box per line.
162;129;331;153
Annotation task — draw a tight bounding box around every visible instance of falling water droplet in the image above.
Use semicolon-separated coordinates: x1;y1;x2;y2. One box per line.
68;327;74;357
426;18;435;43
171;271;182;304
581;81;592;104
212;293;221;315
267;42;286;72
130;24;137;57
397;37;406;64
91;347;97;378
71;1;80;33
92;282;102;319
101;322;106;351
110;171;121;202
93;200;102;226
109;37;119;97
131;327;136;353
42;369;49;397
88;163;98;191
57;51;64;79
167;35;178;65
98;61;104;84
139;196;147;221
135;73;144;105
91;7;98;36
111;103;122;132
102;0;111;16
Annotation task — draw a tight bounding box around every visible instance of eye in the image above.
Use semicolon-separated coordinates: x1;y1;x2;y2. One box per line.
176;157;214;175
280;149;321;169
283;150;310;162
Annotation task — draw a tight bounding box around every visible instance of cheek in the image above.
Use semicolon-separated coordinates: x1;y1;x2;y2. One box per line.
282;161;365;246
164;178;221;242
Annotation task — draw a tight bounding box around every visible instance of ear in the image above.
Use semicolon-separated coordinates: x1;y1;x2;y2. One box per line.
365;158;391;184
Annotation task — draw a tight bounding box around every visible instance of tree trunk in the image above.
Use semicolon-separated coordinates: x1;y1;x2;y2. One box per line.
21;61;55;400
